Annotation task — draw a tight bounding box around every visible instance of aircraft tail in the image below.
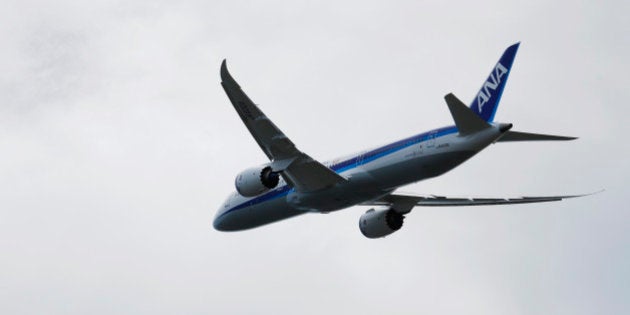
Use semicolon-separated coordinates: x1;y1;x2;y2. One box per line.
469;43;520;122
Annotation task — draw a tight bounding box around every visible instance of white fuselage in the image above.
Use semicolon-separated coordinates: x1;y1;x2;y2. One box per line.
213;124;505;231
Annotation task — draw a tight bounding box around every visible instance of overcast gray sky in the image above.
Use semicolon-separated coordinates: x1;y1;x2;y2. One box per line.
1;0;628;314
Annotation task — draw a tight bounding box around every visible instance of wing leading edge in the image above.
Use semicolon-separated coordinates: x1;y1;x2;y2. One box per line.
220;60;346;192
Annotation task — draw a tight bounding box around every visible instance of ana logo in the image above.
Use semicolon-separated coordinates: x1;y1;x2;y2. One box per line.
477;62;508;112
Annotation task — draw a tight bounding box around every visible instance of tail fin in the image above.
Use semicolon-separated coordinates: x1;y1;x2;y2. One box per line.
469;43;520;122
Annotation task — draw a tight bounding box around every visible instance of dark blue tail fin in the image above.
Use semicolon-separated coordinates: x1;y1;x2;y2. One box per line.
469;43;520;122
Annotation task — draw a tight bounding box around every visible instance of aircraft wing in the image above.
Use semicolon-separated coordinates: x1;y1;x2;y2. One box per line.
363;191;595;213
220;60;346;192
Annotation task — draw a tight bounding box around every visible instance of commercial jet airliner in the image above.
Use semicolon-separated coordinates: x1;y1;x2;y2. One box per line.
214;43;588;238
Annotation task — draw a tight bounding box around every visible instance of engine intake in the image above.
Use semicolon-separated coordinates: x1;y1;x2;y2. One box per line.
359;208;405;238
235;166;280;197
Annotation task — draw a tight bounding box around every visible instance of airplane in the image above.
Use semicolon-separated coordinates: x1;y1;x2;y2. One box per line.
213;43;589;238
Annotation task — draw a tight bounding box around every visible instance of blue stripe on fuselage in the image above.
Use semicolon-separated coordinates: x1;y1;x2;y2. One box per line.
331;126;456;173
217;126;458;219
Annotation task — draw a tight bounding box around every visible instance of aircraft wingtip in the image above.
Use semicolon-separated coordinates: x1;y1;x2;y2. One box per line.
574;189;605;198
220;59;231;82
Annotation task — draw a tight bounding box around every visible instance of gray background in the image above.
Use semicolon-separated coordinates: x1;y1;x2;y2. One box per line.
1;1;628;314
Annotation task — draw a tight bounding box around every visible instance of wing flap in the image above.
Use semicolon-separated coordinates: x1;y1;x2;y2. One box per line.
414;195;566;206
363;191;595;209
498;130;577;142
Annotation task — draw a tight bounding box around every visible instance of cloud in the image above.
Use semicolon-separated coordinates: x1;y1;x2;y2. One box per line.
0;1;628;314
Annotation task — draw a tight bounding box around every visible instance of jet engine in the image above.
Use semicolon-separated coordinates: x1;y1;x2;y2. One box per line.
359;208;405;238
235;166;280;197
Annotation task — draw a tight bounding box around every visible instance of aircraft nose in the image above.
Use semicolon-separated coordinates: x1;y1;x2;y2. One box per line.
213;211;228;231
213;209;244;231
213;206;240;231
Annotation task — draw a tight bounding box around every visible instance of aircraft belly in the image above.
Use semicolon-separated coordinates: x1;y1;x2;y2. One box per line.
214;196;304;231
286;184;391;213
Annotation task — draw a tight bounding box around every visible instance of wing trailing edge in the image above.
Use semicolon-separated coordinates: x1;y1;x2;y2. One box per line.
363;190;600;211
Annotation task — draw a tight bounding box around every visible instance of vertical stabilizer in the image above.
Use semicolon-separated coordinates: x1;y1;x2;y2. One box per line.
469;43;520;122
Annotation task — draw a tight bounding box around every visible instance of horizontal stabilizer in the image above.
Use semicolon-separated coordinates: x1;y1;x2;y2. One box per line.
445;93;491;135
498;130;577;142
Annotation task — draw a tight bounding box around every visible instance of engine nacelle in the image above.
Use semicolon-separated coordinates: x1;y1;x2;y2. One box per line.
235;166;280;197
359;208;405;238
